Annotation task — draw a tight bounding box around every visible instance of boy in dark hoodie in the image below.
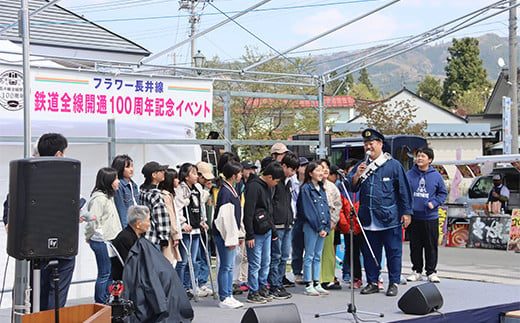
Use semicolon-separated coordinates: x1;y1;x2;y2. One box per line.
267;152;299;299
243;161;284;304
406;147;447;283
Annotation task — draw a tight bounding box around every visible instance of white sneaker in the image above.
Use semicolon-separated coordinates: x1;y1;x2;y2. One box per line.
219;296;241;309
199;285;213;296
428;273;440;283
406;272;422;282
230;296;244;308
197;287;210;297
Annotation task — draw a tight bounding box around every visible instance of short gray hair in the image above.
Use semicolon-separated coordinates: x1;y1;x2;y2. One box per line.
127;205;149;226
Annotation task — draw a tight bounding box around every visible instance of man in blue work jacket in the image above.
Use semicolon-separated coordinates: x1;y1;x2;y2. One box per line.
345;128;412;297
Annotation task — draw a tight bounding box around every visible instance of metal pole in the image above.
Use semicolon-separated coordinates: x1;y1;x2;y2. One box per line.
107;119;116;165
190;1;196;67
243;0;400;72
510;0;519;154
223;92;232;152
13;1;32;321
318;77;327;159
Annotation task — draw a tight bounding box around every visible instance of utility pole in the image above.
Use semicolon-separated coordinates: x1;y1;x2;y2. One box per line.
179;0;203;67
510;0;518;154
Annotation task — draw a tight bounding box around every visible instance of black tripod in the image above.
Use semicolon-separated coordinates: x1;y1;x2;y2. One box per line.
315;176;384;322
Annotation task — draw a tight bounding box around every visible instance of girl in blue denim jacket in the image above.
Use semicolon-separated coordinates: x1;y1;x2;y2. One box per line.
297;162;331;296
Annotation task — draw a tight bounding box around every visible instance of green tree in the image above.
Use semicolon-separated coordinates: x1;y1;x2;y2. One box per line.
355;99;427;135
358;67;379;97
441;37;492;107
349;83;380;101
417;75;443;102
325;69;354;96
452;87;491;116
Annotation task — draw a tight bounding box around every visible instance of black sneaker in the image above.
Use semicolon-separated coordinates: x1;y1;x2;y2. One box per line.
232;283;243;295
258;286;273;301
386;283;398;297
322;282;342;290
282;276;296;288
186;290;194;300
247;291;267;304
360;282;379;295
270;286;292;300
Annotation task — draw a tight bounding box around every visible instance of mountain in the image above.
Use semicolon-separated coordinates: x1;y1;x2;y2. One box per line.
313;33;514;95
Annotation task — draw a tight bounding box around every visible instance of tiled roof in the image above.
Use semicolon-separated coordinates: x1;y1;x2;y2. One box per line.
0;0;150;62
246;95;355;108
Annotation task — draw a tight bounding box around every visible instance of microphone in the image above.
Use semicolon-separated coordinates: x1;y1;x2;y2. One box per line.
364;150;371;164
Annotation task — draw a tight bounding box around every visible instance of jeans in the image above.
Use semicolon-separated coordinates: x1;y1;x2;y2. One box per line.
196;231;211;286
176;233;200;290
268;228;291;288
291;219;304;275
39;257;75;310
303;222;325;283
362;226;402;284
214;235;236;300
246;231;272;292
89;240;112;303
342;233;362;281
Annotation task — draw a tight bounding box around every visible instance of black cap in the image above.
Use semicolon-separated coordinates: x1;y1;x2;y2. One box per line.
241;160;257;170
260;156;275;172
362;128;384;142
142;161;169;178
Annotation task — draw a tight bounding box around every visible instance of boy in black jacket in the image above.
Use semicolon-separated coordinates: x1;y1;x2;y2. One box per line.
267;153;299;299
244;161;284;304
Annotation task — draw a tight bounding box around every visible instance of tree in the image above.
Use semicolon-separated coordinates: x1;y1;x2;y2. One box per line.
349;83;380;101
325;69;354;96
358;67;379;97
355;99;427;136
198;47;322;160
417;75;443;102
441;37;492;107
452;87;491;116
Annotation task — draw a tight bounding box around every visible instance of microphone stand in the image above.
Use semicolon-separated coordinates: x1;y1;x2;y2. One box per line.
315;173;384;322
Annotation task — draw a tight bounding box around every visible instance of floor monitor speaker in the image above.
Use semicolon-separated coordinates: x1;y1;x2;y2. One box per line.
240;303;301;323
398;282;443;315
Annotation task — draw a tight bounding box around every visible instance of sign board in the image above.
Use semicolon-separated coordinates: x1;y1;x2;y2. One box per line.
508;209;520;251
468;216;511;250
502;96;512;154
0;65;213;123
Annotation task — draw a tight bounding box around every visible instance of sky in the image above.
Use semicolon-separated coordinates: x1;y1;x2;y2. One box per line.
57;0;511;67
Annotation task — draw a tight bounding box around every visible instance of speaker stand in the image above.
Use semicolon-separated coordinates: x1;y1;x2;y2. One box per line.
315;179;384;322
48;260;60;323
32;259;41;313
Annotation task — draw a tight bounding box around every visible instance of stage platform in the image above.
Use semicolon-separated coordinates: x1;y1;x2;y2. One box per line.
189;275;519;323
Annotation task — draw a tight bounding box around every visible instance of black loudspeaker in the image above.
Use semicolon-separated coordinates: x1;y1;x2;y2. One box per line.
398;283;443;315
240;303;301;323
7;157;81;260
291;134;332;160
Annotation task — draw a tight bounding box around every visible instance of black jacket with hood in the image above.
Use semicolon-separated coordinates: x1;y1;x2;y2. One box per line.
243;175;277;241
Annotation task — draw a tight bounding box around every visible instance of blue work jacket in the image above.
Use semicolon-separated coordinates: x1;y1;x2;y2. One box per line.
296;182;331;233
346;158;412;229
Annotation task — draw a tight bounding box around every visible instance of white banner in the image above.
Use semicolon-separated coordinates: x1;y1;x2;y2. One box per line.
0;65;213;122
502;96;512;154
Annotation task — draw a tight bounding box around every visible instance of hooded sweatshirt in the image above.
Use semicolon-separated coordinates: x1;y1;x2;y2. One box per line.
406;164;448;221
243;175;277;241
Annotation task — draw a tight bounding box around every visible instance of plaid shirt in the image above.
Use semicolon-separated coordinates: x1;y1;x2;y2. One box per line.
139;185;171;245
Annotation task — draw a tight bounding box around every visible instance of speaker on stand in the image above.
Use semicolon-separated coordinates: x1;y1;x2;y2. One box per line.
398;282;443;315
7;157;81;259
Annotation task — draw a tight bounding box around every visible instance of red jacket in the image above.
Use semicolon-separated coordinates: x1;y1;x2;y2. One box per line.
338;195;361;235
